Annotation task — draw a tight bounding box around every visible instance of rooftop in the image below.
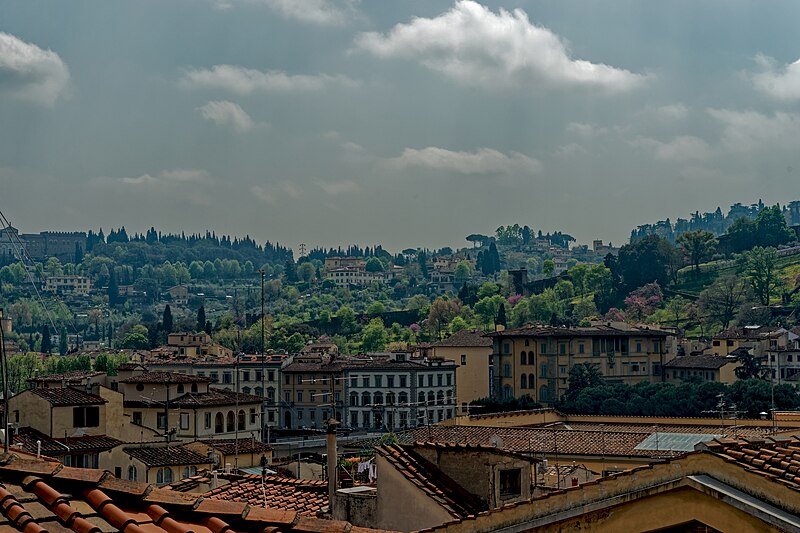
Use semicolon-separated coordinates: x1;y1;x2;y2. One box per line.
663;355;739;369
28;370;106;383
199;438;272;455
0;452;395;533
123;445;213;467
487;323;672;338
29;387;106;406
172;388;264;407
431;329;492;348
702;435;800;491
119;371;211;384
201;475;329;516
14;427;123;456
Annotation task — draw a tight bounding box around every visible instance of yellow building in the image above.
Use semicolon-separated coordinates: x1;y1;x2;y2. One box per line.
663;355;741;384
430;329;492;414
488;323;674;404
710;325;790;356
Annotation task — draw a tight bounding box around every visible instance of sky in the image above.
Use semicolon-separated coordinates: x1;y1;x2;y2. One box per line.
2;0;800;253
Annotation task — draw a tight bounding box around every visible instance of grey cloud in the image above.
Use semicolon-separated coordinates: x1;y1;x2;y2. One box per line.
180;65;358;94
389;147;542;175
0;31;69;105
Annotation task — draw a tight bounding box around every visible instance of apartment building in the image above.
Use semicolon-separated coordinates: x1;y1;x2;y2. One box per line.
44;275;93;295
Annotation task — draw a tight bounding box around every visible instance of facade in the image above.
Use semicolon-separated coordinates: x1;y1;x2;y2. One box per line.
488;323;675;405
430;329;493;414
710;325;793;357
327;267;392;287
44;275;93;295
663;355;741;384
280;354;348;430
122;445;212;485
21;231;87;261
765;333;800;383
0;226;21;263
164;332;233;358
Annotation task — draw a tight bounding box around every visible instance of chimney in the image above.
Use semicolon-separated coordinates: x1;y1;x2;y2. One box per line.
326;418;339;513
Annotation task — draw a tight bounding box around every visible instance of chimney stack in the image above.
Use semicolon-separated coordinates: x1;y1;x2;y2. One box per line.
326;418;340;513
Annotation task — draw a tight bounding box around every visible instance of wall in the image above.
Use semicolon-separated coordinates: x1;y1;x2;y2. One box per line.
8;392;52;434
333;486;377;526
432;345;492;412
374;453;453;532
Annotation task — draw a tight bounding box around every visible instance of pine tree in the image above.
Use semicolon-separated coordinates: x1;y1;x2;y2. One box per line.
162;305;174;334
196;306;206;334
40;324;52;354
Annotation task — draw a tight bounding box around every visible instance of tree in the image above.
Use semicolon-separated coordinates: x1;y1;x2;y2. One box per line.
427;297;461;339
755;204;795;248
417;251;429;279
617;235;675;292
542;260;555;277
496;303;507;327
697;275;751;330
474;295;505;329
566;363;604;401
676;230;717;274
58;327;68;355
453;260;472;283
197;306;207;334
664;296;690;329
107;269;119;306
745;247;781;305
297;262;315;283
365;257;384;273
162;305;174;334
725;217;757;253
361;318;387;352
466;234;490;248
284;259;298;283
40;324;52;354
734;350;767;380
74;242;83;264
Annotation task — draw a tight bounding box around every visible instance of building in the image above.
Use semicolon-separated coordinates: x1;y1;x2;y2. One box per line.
280;354;349;430
21;231;87;261
765;333;800;384
164;332;233;358
327;267;392;287
663;355;741;384
488;322;675;405
710;325;794;357
0;226;21;263
430;329;493;414
418;436;800;532
184;438;273;470
122;444;212;485
334;442;534;532
165;284;189;305
43;275;93;295
324;257;366;271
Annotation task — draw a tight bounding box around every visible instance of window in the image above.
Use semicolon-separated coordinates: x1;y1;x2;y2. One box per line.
418;391;425;405
578;343;585;354
157;412;167;430
243;371;250;381
132;411;142;425
285;374;291;385
182;466;197;478
351;412;358;427
115;467;122;478
128;465;138;481
226;411;234;432
437;374;443;386
399;392;408;404
177;384;185;394
268;411;275;422
461;354;467;365
72;406;100;428
417;375;423;387
238;409;246;430
210;371;218;383
350;392;359;407
387;375;395;387
242;386;251;394
362;392;371;406
191;383;198;393
524;339;530;346
540;343;547;354
222;372;232;384
400;375;407;387
654;341;661;352
559;343;566;355
351;377;358;387
268;370;275;381
250;408;257;424
362;376;370;387
375;375;383;387
156;467;173;485
296;375;303;385
268;387;275;401
180;412;190;430
528;373;535;389
374;392;383;405
503;364;511;378
215;412;224;433
297;391;303;402
447;373;452;386
500;469;522;498
560;366;567;375
636;342;642;353
520;351;527;365
521;374;527;389
205;412;212;429
540;364;547;377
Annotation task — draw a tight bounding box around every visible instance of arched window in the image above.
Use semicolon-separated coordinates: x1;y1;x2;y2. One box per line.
520;351;527;366
427;391;435;404
436;391;444;405
156;467;173;485
528;374;535;390
242;386;251;395
399;392;408;405
539;386;549;402
215;412;224;433
503;385;512;399
446;390;452;404
528;353;534;366
386;392;395;405
191;383;198;393
350;392;359;407
226;411;234;432
373;392;383;405
238;409;246;430
418;392;425;405
182;466;197;479
177;384;185;394
361;392;371;406
128;465;137;481
521;374;527;389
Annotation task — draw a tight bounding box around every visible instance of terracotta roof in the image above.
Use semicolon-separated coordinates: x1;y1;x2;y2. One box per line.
172;388;264;407
124;446;213;467
199;438;273;455
702;435;800;491
202;474;329;516
376;443;486;519
431;329;492;348
120;371;210;384
29;387;106;406
14;427;123;456
0;452;397;532
29;371;106;383
664;355;739;369
352;425;681;458
487;323;672;338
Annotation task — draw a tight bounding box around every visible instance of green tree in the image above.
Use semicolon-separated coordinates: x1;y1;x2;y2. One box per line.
676;230;717;274
734;350;767;380
697;275;751;330
297;262;315;283
566;363;604;401
448;316;469;334
745;247;781;305
366;301;386;315
725;217;757;253
542;260;555;277
365;257;385;273
196;306;206;333
162;305;174;334
337;306;357;336
755;205;795;248
40;324;52;354
107;269;119;306
453;260;473;283
474;295;506;330
59;326;68;356
361;318;388;352
477;282;499;299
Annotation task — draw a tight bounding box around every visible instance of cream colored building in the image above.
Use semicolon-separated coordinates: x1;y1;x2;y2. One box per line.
664;355;741;384
431;329;492;414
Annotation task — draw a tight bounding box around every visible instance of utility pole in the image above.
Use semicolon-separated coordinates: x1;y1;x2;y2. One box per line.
299;243;306;258
0;309;8;454
260;269;267;442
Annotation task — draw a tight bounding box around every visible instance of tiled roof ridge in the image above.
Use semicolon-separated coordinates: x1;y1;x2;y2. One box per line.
465;407;557;420
30;387;107;406
376;443;486;519
409;440;539;462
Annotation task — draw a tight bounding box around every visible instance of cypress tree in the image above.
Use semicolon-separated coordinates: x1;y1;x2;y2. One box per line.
59;326;68;356
108;269;119;306
496;303;507;327
162;305;174;334
40;324;52;354
196;306;206;334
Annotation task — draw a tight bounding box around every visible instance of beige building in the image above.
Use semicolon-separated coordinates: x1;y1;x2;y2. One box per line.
488;322;675;404
664;355;741;384
710;325;793;357
431;329;492;414
184;438;273;470
44;275;93;295
121;444;212;485
164;332;232;358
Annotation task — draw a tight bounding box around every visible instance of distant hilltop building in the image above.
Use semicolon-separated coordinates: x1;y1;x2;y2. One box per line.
0;226;87;263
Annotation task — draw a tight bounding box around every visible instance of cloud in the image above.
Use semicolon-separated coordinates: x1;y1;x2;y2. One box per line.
707;108;800;152
259;0;360;26
251;184;276;204
281;181;303;198
629;135;711;161
354;1;646;91
639;103;689;121
318;179;359;195
105;169;209;186
0;32;70;105
196;100;256;132
566;122;610;137
751;54;800;101
553;143;587;158
389;146;542;175
180;65;358;95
